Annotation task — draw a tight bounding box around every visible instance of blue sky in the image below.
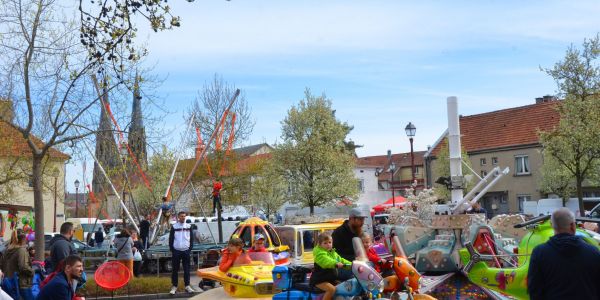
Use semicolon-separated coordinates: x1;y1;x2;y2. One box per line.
66;0;600;191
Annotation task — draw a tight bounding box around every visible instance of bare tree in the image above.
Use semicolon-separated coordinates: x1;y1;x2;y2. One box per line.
0;0;137;260
188;74;255;151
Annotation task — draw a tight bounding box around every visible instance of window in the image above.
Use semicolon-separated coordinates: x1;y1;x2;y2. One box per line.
517;195;531;212
265;225;280;246
28;175;34;187
240;227;252;248
276;227;295;256
515;155;530;175
492;157;498;165
480;158;486;166
302;230;319;251
414;167;420;175
358;179;365;193
481;170;487;177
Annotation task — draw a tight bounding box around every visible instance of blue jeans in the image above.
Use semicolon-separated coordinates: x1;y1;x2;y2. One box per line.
172;249;191;287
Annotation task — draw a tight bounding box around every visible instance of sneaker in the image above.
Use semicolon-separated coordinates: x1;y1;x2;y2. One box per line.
169;286;177;295
185;285;196;293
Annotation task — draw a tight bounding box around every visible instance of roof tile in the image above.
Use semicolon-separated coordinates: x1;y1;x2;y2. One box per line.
430;101;560;156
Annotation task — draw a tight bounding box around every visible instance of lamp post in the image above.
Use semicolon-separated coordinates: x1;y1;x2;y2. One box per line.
405;122;417;193
52;169;59;232
74;179;80;218
120;142;128;227
390;162;396;207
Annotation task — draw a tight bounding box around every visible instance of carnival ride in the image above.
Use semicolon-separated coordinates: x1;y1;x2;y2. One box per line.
460;215;600;300
272;237;385;300
198;251;278;298
230;217;290;265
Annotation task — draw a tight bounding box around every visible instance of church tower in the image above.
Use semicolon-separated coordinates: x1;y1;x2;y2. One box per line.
92;79;120;194
128;75;147;171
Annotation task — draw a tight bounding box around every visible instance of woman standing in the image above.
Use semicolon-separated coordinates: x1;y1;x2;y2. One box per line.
130;229;144;277
2;230;34;299
113;227;135;276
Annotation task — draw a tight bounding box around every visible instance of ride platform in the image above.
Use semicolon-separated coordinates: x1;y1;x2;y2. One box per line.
190;287;270;300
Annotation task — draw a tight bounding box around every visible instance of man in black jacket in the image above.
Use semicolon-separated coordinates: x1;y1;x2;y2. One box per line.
332;208;367;280
527;208;600;300
48;222;76;272
168;211;195;295
139;215;150;249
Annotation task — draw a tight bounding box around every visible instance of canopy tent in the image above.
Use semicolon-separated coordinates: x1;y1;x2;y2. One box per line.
372;196;407;213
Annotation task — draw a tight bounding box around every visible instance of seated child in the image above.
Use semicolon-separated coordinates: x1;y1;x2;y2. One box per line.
219;237;245;272
361;233;391;275
309;232;351;300
248;233;267;252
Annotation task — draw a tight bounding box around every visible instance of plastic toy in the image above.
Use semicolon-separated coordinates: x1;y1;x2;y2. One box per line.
198;251;277;298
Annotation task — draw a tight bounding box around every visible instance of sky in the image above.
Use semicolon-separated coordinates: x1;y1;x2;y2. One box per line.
66;0;600;192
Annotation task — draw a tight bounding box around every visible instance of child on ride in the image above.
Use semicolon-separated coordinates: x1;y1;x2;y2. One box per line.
248;233;267;252
309;232;351;300
219;237;245;272
361;233;392;276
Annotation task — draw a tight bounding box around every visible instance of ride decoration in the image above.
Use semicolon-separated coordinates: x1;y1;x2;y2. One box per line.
7;211;17;230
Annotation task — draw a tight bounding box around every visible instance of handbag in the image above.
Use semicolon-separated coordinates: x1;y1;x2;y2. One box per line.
133;250;143;262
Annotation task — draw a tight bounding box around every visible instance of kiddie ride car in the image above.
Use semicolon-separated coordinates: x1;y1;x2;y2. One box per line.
272;237;384;300
197;251;278;298
460;215;600;300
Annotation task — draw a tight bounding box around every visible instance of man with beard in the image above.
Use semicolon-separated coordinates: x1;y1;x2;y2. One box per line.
37;255;84;300
332;208;368;280
47;222;76;272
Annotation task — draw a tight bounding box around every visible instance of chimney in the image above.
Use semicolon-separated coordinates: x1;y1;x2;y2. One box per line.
0;99;14;123
536;95;557;104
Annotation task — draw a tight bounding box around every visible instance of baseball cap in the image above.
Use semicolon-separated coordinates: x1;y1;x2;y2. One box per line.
349;208;368;218
254;233;265;241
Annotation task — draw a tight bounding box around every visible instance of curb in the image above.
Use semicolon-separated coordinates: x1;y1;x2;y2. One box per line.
93;291;203;300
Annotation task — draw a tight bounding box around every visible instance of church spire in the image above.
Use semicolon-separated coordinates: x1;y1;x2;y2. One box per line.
128;74;147;170
92;78;120;194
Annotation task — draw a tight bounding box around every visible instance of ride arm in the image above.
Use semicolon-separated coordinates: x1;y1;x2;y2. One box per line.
526;247;545;300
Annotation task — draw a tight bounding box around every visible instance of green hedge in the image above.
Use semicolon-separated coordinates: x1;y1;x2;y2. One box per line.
79;277;187;297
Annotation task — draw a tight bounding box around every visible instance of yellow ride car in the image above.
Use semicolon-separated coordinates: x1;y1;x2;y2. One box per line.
231;217;290;264
197;251;278;298
274;220;344;267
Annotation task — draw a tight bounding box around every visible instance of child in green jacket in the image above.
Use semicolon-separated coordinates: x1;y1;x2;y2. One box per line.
309;232;351;300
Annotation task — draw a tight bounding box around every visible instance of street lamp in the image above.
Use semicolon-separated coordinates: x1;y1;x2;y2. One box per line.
74;179;80;218
405;122;417;192
390;162;396;207
120;142;128;227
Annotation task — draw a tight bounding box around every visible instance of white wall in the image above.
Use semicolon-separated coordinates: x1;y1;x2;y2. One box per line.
354;166;388;207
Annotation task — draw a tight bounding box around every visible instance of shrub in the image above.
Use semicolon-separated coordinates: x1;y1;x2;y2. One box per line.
79;277;186;297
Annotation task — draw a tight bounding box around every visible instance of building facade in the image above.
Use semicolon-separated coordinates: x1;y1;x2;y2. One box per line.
0;100;68;239
425;96;600;217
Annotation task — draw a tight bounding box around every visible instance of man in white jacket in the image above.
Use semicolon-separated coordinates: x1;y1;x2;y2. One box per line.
168;211;195;295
